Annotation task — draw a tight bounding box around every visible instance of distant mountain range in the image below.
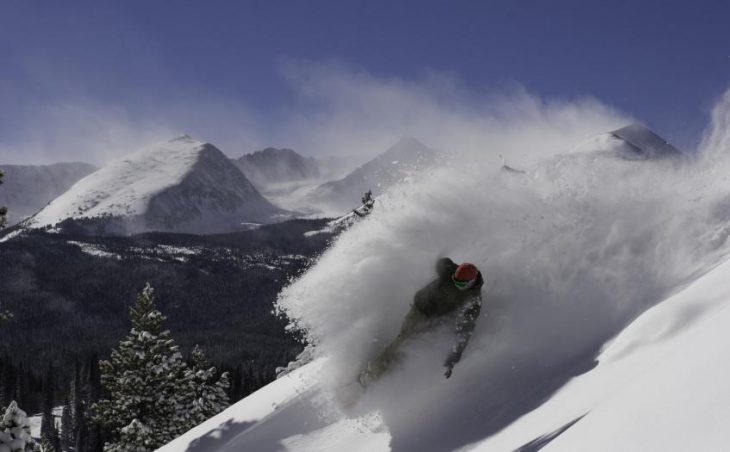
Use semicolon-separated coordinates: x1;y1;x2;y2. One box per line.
23;136;286;235
3;126;677;236
304;136;441;214
0;162;98;226
233;147;320;188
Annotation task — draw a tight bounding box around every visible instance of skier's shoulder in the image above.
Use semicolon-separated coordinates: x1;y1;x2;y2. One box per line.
435;257;458;279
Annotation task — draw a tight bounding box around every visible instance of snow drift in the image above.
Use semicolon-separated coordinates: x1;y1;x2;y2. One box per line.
163;90;730;451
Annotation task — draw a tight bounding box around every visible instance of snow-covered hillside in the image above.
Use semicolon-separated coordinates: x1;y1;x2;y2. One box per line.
24;135;286;234
160;247;730;452
161;95;730;451
0;162;98;225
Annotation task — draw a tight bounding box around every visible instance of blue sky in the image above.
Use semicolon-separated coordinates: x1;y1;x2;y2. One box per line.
2;0;730;163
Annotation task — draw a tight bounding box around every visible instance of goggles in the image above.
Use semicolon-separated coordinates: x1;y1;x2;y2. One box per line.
452;276;472;290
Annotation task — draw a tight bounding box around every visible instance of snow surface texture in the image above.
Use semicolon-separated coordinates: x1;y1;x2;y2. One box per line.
163;91;730;451
25;136;283;234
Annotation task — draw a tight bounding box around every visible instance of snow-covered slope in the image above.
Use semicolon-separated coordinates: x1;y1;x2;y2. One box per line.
471;253;730;451
162;97;730;451
24;136;285;234
161;254;730;451
0;162;98;225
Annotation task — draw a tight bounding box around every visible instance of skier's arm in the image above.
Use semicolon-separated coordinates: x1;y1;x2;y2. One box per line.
444;296;482;376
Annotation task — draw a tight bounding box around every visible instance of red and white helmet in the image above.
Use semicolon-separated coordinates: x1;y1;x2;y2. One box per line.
453;262;478;290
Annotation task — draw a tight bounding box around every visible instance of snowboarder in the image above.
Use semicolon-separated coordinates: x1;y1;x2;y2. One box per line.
359;258;483;386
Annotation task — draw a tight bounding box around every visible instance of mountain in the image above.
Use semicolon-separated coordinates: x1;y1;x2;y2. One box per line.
306;137;440;214
233;148;320;188
24;135;287;235
0;162;98;226
574;123;684;159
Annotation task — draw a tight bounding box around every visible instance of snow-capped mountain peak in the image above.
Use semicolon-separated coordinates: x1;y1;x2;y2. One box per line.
573;123;684;159
25;136;285;234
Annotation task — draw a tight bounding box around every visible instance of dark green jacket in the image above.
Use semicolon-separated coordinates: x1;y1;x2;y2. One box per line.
413;258;483;368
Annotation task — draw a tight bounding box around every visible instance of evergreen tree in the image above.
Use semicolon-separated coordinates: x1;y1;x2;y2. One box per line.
0;169;6;229
12;368;25;415
69;361;81;446
52;426;60;452
0;401;38;452
60;402;72;452
84;353;104;452
92;284;195;451
0;170;12;327
188;346;230;424
73;417;87;452
0;360;14;410
39;367;54;446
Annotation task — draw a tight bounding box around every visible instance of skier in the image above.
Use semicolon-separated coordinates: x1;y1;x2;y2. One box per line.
353;190;375;217
358;258;483;386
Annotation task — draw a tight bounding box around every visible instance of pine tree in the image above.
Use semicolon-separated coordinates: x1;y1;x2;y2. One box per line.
92;284;195;451
0;401;38;452
76;355;103;452
48;424;60;452
39;367;54;445
0;169;6;229
11;368;25;415
0;360;14;410
0;170;12;327
188;346;230;424
60;402;72;452
69;361;81;446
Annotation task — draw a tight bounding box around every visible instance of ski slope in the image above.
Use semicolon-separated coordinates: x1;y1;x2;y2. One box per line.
162;252;730;451
162;93;730;451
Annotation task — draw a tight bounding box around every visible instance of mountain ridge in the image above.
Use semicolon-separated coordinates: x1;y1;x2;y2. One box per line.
24;136;286;235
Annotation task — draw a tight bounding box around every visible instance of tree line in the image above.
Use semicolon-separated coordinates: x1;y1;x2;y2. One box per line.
0;283;271;451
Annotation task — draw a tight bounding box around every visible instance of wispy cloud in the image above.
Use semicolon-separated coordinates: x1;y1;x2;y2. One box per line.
2;59;629;166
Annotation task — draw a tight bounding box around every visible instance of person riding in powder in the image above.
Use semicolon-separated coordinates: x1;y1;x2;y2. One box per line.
359;257;483;386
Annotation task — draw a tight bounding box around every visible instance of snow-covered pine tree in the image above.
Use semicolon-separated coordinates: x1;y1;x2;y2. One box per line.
0;401;38;452
92;284;195;451
188;346;230;424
